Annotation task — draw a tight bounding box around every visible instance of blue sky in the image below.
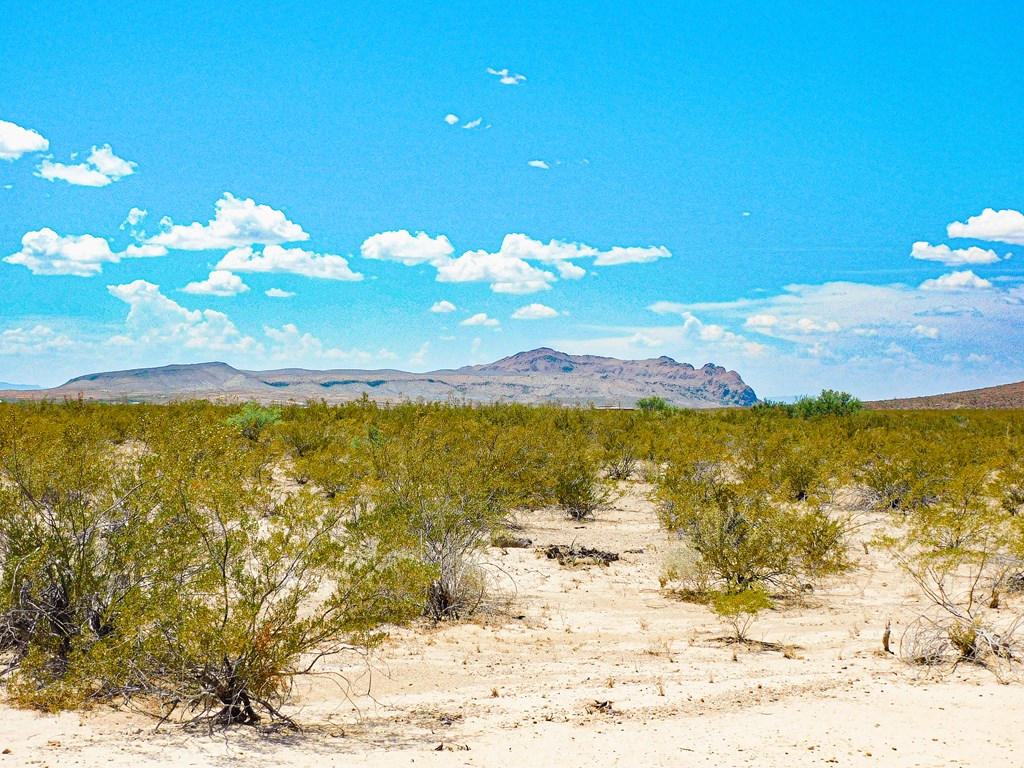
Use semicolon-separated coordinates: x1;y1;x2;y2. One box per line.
2;1;1023;399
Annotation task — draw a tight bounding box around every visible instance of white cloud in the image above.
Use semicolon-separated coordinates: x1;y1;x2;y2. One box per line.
148;193;309;250
35;144;137;187
107;280;258;352
217;245;363;281
487;67;526;85
460;313;500;327
918;269;992;291
511;303;560;320
430;300;457;313
911;241;1004;266
0;324;75;355
122;207;147;228
593;246;671;266
438;249;556;294
4;228;167;276
444;114;459;125
912;324;939;339
948;208;1024;245
182;270;250;296
528;160;550;169
263;323;395;364
265;288;295;298
361;230;454;266
0;120;49;161
360;231;670;293
463;118;483;129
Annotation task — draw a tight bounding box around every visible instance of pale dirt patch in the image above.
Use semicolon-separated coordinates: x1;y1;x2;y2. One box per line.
3;481;1023;767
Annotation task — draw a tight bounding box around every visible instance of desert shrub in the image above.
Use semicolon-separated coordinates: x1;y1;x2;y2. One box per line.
363;408;525;619
657;430;851;593
636;396;676;414
226;403;282;441
0;404;428;722
710;585;773;642
880;447;1023;675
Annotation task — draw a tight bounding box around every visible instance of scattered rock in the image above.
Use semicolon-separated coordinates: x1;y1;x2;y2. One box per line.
545;544;619;566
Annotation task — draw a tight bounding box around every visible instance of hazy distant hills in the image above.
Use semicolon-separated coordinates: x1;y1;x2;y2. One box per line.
868;380;1024;410
0;348;758;408
0;382;41;391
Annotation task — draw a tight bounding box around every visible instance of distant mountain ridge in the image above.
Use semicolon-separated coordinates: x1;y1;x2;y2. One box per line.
0;381;41;391
868;380;1024;410
0;348;758;408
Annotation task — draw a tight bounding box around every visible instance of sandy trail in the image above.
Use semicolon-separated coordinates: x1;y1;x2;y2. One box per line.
2;483;1020;767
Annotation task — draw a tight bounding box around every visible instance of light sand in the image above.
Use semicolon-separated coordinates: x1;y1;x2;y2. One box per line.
2;483;1021;767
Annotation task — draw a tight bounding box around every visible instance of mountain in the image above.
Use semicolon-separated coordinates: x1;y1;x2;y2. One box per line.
868;380;1024;410
0;348;757;408
0;382;41;390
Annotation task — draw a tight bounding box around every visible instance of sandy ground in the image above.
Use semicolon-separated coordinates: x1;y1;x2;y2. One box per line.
2;483;1022;767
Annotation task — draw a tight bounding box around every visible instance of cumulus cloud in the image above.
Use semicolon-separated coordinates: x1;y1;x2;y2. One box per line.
912;324;939;339
0;120;49;161
4;228;167;276
430;300;457;313
444;114;460;125
0;324;75;355
148;193;309;250
107;280;258;352
359;231;670;294
35;144;137;187
265;288;295;298
217;245;362;281
460;313;500;327
911;241;1004;266
438;250;556;294
182;270;249;296
487;67;526;85
361;230;454;266
918;269;992;291
528;160;550;169
511;303;560;320
947;208;1024;245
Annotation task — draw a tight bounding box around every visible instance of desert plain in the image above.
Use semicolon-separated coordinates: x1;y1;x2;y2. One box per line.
1;482;1020;768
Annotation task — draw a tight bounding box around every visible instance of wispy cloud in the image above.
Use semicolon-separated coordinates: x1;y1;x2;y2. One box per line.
265;287;295;298
430;300;457;313
107;280;259;353
486;67;526;85
527;160;550;169
462;117;483;129
0;324;75;355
